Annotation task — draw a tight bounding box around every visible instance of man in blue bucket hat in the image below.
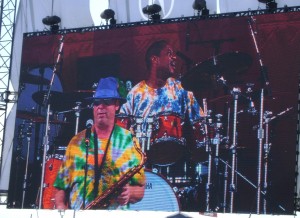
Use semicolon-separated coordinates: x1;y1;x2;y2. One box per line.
53;77;145;210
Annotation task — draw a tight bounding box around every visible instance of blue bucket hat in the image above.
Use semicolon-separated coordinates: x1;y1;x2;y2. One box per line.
86;77;126;103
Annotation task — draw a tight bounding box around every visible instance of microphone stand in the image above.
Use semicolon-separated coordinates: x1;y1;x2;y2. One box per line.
38;35;65;209
248;17;272;97
205;113;213;213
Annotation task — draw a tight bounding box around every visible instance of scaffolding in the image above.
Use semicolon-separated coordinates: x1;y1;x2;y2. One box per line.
0;0;17;179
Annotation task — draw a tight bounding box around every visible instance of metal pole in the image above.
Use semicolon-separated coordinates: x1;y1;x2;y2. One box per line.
256;89;265;214
229;87;240;213
38;104;51;209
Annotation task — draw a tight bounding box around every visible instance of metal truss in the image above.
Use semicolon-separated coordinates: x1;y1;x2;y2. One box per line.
24;6;300;37
0;0;17;176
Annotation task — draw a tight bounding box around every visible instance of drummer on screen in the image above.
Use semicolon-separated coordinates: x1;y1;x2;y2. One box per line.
119;40;204;164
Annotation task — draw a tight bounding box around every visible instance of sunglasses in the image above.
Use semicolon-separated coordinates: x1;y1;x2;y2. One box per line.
93;99;117;106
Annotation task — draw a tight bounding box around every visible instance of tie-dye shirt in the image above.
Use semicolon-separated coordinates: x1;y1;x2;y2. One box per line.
53;125;145;210
120;77;203;128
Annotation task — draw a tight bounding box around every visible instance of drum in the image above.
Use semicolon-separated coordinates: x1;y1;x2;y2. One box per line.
42;147;66;209
189;118;209;162
115;114;133;130
129;170;180;211
149;112;186;166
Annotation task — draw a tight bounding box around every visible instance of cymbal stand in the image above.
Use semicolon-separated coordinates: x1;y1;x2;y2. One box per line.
223;161;229;213
256;89;265;214
212;114;223;211
222;105;231;213
21;122;33;208
205;113;213;213
219;157;286;212
38;34;64;209
263;110;272;214
259;107;293;213
134;117;144;152
146;116;154;152
229;87;241;213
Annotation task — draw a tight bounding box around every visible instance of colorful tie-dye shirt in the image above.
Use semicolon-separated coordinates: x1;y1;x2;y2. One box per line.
53;125;145;210
120;77;203;128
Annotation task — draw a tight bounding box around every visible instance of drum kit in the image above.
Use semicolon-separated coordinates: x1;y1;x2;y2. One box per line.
13;53;293;213
114;49;293;213
14;32;293;212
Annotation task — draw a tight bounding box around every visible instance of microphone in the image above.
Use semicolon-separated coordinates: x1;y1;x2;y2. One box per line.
176;51;194;65
85;119;93;145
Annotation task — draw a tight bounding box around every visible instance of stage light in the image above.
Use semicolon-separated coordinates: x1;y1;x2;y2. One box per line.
42;15;61;33
266;0;277;11
100;9;116;25
258;0;277;12
142;4;162;21
192;0;209;17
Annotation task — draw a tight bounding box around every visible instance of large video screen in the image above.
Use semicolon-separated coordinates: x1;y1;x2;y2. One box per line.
8;11;300;214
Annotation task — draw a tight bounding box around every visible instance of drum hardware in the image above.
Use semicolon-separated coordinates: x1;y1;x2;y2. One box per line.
252;107;293;131
17;109;69;125
134;116;145;151
211;114;223;212
148;112;186;166
42;147;66;209
246;83;257;116
253;106;293;214
32;90;93;113
180;51;252;92
228;87;241;213
256;89;266;215
262;110;272;214
218;157;287;213
146;116;154;151
248;15;273;214
222;161;229;213
129;170;180;211
21;122;33;208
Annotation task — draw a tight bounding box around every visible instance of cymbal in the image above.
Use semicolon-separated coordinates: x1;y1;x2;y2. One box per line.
32;90;93;111
17;110;68;124
20;74;50;85
17;110;44;120
181;51;252;91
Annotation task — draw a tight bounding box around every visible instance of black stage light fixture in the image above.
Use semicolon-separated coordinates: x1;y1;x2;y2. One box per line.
42;15;61;33
100;9;116;25
266;0;277;11
142;4;162;21
258;0;277;12
192;0;209;16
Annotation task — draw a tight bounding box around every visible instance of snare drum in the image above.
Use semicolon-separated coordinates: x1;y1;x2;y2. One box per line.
129;170;180;211
149;112;186;166
42;147;66;209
